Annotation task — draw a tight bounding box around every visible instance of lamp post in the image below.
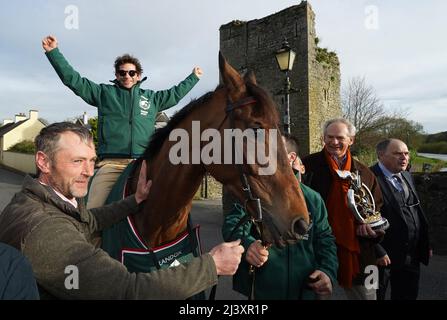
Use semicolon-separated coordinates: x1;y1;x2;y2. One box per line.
275;39;296;134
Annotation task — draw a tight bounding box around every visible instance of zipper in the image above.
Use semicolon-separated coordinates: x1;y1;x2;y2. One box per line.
129;87;134;157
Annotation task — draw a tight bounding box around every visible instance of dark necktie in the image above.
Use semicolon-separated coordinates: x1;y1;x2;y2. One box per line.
393;173;410;200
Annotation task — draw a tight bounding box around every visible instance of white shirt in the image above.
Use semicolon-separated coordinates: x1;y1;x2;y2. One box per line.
378;161;404;193
39;181;78;208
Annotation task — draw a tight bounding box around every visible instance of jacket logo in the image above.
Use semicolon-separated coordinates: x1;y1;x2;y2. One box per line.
159;251;182;265
139;96;150;116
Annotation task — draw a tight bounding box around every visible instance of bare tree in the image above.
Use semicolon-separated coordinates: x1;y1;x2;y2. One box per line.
342;76;386;135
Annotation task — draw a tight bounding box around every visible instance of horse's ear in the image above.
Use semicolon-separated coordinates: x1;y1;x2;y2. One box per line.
244;70;257;85
219;51;246;100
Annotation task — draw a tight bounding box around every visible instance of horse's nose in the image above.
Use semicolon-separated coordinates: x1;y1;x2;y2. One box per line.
292;217;309;237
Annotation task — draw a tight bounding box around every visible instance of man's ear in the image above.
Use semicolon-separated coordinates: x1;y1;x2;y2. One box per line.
289;152;297;163
35;151;51;174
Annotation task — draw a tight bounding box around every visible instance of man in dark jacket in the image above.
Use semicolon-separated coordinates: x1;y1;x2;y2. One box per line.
0;122;243;299
370;138;431;300
41;35;203;209
0;242;39;300
222;134;338;300
302;118;384;300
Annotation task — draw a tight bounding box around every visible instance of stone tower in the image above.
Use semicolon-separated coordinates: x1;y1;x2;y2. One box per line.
219;1;341;156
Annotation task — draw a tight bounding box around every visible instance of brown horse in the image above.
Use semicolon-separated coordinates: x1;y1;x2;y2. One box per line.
124;53;309;249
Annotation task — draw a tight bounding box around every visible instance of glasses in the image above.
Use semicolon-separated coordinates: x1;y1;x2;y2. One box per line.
404;199;420;208
118;70;138;77
400;187;420;208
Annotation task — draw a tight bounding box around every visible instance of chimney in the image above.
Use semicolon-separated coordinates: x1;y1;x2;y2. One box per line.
15;113;27;123
3;119;13;125
29;110;38;120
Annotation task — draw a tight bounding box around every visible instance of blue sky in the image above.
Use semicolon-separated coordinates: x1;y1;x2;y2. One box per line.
1;0;446;133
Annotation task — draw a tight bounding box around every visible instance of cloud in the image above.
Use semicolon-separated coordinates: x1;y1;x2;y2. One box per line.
1;0;446;134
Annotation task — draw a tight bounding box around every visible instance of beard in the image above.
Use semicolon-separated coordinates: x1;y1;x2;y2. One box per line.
49;175;89;199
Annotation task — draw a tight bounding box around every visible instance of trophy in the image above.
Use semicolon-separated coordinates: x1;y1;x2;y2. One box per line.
337;170;389;231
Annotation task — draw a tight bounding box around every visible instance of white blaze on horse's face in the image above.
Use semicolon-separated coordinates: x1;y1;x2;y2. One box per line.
168;121;278;175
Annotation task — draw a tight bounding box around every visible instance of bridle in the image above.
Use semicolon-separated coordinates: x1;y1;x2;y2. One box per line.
221;95;284;246
207;93;286;300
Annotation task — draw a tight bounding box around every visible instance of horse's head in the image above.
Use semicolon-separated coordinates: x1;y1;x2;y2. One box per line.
205;53;310;247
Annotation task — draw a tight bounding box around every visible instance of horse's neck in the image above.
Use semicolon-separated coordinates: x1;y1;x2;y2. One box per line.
134;96;222;247
135;157;205;247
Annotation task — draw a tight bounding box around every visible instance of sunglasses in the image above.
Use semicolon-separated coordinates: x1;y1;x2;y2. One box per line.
118;70;138;77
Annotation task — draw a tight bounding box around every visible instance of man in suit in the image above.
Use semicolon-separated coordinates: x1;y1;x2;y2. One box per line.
370;138;431;300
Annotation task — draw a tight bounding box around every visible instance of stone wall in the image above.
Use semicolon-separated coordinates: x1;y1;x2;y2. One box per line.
414;172;447;255
1;151;36;174
219;1;340;156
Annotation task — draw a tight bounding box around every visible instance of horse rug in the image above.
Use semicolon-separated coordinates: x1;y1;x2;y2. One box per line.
101;161;202;273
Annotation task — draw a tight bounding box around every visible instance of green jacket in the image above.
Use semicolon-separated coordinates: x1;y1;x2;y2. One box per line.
222;182;338;300
45;48;199;159
0;176;217;299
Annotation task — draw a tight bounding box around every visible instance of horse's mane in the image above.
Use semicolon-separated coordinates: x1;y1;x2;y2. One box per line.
143;81;280;161
143;89;216;160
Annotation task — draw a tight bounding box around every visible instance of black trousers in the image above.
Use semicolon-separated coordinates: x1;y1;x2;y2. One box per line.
377;257;420;300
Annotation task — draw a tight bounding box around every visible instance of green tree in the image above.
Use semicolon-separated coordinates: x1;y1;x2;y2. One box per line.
7;140;36;154
375;116;424;149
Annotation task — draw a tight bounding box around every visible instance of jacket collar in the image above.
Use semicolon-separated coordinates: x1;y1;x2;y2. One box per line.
110;76;147;88
318;148;359;172
22;175;86;223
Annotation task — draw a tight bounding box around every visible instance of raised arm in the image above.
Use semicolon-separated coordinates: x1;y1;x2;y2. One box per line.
153;67;203;112
42;35;58;52
42;35;102;106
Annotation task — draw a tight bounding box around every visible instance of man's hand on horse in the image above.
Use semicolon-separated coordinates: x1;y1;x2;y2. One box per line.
135;160;152;204
209;239;244;276
193;66;203;78
245;240;269;268
307;270;333;296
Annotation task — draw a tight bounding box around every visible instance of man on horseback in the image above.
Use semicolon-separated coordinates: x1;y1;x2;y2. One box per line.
41;35;203;209
0;122;244;299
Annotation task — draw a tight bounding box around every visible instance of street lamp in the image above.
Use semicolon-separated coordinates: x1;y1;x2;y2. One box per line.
275;39;296;134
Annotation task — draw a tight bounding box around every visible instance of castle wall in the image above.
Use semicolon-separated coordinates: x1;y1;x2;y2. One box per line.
219;1;341;155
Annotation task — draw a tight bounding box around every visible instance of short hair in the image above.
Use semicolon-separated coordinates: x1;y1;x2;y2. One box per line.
376;138;404;157
282;133;300;154
35;122;93;162
114;54;143;74
322;118;356;137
